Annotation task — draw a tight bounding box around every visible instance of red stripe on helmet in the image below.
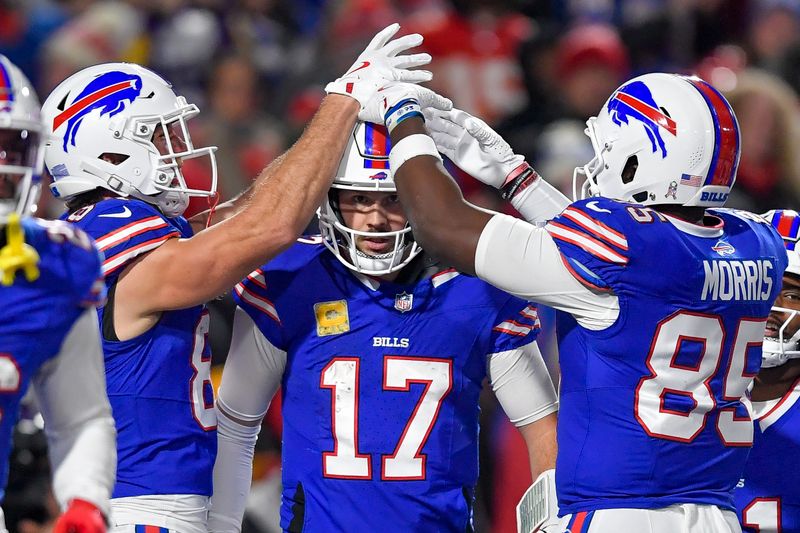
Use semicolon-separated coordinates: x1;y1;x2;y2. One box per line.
689;78;739;187
615;92;677;136
52;80;136;130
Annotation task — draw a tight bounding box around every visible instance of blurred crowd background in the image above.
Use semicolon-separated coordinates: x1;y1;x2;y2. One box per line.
3;0;800;531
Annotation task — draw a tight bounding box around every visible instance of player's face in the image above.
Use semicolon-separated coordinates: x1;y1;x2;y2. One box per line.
765;273;800;341
152;121;188;159
0;128;37;200
338;190;407;256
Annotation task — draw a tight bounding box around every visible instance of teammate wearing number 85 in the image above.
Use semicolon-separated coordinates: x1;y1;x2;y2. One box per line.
734;209;800;533
375;73;789;532
208;121;559;532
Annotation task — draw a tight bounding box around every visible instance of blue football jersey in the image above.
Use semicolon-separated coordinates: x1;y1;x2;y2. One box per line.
0;217;104;502
233;240;542;532
65;198;216;498
545;198;788;515
734;381;800;532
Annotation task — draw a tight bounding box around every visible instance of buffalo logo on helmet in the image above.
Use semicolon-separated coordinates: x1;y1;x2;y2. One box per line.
369;171;388;181
52;71;143;152
607;80;677;158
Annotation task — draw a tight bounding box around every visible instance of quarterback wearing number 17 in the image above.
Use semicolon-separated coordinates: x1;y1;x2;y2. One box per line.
374;72;790;532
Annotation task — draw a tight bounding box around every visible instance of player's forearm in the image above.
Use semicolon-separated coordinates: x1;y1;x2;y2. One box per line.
189;153;289;233
518;412;557;478
50;416;117;516
390;117;490;274
240;94;358;240
209;405;261;533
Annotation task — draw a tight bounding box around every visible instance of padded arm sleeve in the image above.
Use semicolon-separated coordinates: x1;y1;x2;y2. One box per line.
33;310;116;517
475;213;619;329
488;342;558;427
209;308;286;533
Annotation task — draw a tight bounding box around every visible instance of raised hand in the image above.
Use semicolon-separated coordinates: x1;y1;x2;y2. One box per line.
424;107;526;189
359;82;451;126
325;23;433;112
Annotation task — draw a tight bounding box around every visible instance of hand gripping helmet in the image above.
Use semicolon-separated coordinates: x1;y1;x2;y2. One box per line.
761;209;800;368
0;55;45;224
574;73;740;208
41;63;217;217
317;121;421;275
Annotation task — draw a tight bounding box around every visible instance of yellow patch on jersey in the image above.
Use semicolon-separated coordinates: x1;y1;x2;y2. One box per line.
314;300;350;337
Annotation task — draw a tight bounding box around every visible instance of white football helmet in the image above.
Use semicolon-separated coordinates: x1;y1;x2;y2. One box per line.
317;121;421;275
41;63;217;217
575;73;741;208
0;55;45;224
761;209;800;368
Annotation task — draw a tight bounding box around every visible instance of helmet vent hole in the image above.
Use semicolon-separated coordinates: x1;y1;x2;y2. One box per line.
99;153;129;165
688;147;704;167
621;155;638;185
660;107;671;118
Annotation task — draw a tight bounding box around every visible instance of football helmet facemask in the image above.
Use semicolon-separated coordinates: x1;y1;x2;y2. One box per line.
761;209;800;368
0;55;45;224
575;73;740;208
317;121;421;275
41;63;217;217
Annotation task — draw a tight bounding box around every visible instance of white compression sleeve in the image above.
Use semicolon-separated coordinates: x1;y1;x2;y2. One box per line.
475;213;619;329
209;308;286;533
33;309;116;516
488;342;558;427
509;178;570;224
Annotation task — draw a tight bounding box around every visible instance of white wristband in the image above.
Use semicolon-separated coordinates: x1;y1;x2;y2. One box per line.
389;134;442;174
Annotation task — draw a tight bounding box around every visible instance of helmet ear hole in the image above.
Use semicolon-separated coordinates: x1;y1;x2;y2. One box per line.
621;155;638;185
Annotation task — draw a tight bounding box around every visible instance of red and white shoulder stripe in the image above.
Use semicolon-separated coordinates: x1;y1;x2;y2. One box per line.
546;207;629;265
493;305;540;337
235;269;280;324
101;234;178;275
94;216;172;252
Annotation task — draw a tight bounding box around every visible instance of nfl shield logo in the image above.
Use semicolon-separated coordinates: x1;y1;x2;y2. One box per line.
394;292;413;313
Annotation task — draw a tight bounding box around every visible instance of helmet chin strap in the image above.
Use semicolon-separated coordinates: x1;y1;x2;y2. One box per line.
156;190;189;218
348;243;410;274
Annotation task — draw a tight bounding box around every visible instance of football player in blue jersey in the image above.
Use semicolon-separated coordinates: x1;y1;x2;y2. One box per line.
207;120;561;532
358;74;790;532
0;55;116;533
38;25;448;533
734;209;800;533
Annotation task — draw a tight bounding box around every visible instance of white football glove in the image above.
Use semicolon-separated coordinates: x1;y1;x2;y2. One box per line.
424;107;525;189
359;82;452;125
325;23;433;112
516;469;560;533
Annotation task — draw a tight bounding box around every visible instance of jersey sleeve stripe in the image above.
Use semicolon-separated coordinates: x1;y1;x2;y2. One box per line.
492;324;530;336
101;233;178;275
245;269;267;290
519;305;539;322
546;221;629;264
493;319;534;336
234;283;280;324
94;216;171;251
562;207;628;250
